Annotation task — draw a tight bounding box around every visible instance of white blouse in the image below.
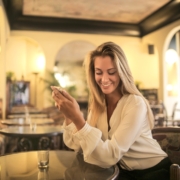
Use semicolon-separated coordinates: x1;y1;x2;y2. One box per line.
63;94;167;170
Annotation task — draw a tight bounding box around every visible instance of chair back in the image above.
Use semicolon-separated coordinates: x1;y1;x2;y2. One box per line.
107;165;119;180
159;102;178;126
152;127;180;165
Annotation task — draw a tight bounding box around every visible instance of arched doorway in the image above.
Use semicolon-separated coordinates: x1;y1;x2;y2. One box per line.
54;40;96;100
163;28;180;117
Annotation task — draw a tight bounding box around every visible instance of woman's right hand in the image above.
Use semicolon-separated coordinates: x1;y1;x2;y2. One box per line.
51;86;85;130
55;101;72;125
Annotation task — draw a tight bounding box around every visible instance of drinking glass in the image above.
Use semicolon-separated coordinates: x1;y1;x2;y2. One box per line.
30;121;37;131
37;150;49;169
38;168;49;180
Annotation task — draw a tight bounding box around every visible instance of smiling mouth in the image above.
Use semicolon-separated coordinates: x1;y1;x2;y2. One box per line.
101;83;111;87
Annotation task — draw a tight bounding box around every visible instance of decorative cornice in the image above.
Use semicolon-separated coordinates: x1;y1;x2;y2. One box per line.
2;0;180;37
139;0;180;36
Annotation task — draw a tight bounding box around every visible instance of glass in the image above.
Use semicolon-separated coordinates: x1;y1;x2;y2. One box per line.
38;168;49;180
37;151;49;169
30;121;37;131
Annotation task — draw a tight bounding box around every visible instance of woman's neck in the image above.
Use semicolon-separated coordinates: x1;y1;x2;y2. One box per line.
105;93;122;107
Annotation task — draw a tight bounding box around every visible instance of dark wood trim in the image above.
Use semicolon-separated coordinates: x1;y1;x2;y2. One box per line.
2;0;180;37
152;127;180;133
139;0;180;36
9;15;141;37
2;0;140;37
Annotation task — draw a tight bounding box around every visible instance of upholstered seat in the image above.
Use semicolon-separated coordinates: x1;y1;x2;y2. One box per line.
152;127;180;180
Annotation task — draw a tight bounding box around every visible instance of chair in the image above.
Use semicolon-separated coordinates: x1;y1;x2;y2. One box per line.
152;127;180;180
154;102;179;127
107;165;119;180
163;102;179;126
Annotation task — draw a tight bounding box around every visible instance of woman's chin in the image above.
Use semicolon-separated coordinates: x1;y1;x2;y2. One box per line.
102;89;112;94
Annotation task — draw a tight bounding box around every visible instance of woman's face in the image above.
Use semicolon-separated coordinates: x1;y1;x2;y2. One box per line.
94;55;120;95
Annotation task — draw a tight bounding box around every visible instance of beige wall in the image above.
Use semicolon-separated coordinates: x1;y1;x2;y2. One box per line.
2;0;180;114
0;1;10;118
7;31;159;108
11;31;159;88
143;19;180;115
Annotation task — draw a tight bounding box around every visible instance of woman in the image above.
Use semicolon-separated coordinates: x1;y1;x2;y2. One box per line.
51;42;171;180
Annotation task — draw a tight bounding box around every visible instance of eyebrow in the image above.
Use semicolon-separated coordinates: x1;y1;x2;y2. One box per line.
95;68;116;71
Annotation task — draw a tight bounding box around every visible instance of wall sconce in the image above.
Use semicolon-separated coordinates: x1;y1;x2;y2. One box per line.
165;49;179;65
148;44;154;54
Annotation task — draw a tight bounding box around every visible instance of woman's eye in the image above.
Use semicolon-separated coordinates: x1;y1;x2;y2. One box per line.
109;72;116;75
95;72;102;75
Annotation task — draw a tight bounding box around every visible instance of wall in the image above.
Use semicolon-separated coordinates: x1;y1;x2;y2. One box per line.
1;0;168;110
0;0;10;118
6;31;159;108
143;19;180;115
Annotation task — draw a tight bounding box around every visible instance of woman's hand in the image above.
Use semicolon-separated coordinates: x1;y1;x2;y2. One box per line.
51;86;85;130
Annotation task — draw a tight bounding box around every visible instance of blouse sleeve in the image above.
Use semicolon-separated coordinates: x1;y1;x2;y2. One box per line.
72;97;147;168
63;111;93;150
63;121;81;150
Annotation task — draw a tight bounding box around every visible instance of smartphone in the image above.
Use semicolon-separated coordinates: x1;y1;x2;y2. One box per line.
52;86;64;94
53;86;63;92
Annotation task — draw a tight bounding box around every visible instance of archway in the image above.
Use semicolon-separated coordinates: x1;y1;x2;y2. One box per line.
163;26;180;116
5;36;46;109
54;40;96;100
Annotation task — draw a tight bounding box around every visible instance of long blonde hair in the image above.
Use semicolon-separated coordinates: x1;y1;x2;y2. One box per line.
83;42;154;129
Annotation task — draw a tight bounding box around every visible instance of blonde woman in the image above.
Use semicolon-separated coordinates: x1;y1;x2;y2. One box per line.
51;42;171;180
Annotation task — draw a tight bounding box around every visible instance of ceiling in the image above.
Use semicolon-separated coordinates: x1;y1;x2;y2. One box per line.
22;0;169;24
2;0;180;37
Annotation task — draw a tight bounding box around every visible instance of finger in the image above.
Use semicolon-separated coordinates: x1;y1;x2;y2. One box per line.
52;91;60;103
55;102;58;108
61;90;74;102
52;91;56;98
52;87;66;100
51;86;75;104
55;102;61;110
51;86;73;102
51;86;63;93
51;86;63;94
51;86;56;90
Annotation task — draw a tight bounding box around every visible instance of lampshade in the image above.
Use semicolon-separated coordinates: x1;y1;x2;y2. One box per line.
36;53;45;71
32;53;46;72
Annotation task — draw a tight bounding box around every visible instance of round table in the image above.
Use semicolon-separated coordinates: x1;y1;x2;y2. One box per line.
0;118;54;126
0;126;64;153
0;125;63;137
7;113;48;119
0;150;119;180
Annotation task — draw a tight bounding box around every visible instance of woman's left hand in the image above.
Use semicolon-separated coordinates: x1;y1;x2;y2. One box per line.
51;86;85;130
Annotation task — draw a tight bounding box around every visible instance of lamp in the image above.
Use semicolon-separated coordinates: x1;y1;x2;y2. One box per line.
32;53;45;106
32;72;39;106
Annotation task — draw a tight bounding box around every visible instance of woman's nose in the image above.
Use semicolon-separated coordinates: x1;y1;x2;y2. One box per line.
102;74;109;82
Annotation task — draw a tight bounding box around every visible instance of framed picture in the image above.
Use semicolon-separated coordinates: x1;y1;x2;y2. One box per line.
6;81;30;114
